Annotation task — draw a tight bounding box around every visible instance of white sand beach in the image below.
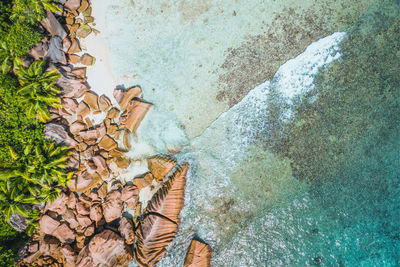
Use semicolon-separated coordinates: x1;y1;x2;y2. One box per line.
79;0;117;102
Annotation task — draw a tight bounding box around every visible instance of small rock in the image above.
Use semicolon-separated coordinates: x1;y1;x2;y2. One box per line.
97;183;107;199
147;156;177;181
83;91;99;111
77;0;89;13
64;209;79;229
76;202;90;216
121;185;139;210
81;53;95;65
30;41;49;60
53;223;76;244
123;100;152;133
102;190;123;223
114;86;142;111
77;101;90;118
98;135;118;151
68;38;82;54
76;215;92;227
44;123;78;148
115;157;131;169
89;204;102;223
68;54;80;64
72;67;87;79
45;192;68;215
62;98;79;113
76;171;99;192
93;155;107;171
98;95;112;111
67;193;77;210
76;25;92;39
106;107;120;119
65;0;81;10
132;177;150;189
84;223;95;237
70;120;87;134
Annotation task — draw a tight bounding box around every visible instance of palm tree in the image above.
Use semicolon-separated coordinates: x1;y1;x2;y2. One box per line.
4;143;72;187
13;59;62;122
11;0;61;24
0;180;38;220
0;143;72;210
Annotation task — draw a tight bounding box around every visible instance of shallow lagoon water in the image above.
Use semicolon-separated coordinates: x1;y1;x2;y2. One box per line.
99;0;400;266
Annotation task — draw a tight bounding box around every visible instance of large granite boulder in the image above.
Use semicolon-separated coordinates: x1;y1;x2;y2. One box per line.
40;11;67;39
39;215;60;235
76;230;133;267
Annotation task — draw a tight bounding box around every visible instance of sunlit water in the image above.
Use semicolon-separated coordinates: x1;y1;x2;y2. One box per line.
99;0;400;266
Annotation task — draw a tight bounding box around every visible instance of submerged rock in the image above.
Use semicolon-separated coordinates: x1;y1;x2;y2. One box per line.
184;240;213;267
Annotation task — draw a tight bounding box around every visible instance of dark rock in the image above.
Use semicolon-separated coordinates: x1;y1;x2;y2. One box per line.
9;214;27;232
44;123;77;147
40;11;67;39
46;36;67;64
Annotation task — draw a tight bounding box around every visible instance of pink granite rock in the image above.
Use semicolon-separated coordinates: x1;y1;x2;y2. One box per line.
118;217;135;245
102;190;123;223
120;185;139;210
39;215;60;235
52;223;76;244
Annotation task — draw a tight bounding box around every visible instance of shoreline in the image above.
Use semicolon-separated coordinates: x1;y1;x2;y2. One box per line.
18;0;203;266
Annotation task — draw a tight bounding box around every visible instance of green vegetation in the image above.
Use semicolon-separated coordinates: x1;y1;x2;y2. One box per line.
11;0;61;25
0;0;72;264
14;59;62;122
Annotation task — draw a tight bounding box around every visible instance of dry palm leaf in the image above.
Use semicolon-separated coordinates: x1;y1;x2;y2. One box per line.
184;239;213;267
134;163;188;267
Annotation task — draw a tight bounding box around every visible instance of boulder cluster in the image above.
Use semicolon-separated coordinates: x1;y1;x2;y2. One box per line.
19;0;213;266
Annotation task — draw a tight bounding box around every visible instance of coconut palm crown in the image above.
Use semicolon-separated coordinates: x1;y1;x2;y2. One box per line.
13;59;62;122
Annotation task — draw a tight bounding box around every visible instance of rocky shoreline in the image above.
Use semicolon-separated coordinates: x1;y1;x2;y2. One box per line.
18;0;211;266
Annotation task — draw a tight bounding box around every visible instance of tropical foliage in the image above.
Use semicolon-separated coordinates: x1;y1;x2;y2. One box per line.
14;59;62;122
11;0;61;24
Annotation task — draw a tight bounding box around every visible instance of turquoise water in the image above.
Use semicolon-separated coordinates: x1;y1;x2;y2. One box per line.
101;0;400;266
